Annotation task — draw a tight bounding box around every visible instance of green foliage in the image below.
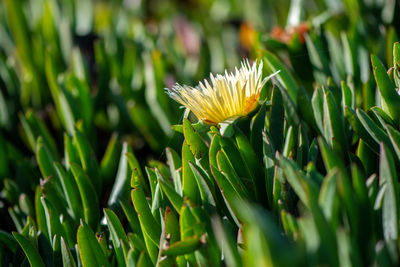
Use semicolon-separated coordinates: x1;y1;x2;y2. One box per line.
2;0;400;266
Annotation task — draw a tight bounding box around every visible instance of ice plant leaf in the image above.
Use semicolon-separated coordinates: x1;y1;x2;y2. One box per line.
12;232;45;267
70;163;99;230
167;60;277;124
162;236;201;256
182;142;201;203
131;176;161;247
263;51;298;103
61;237;77;267
380;144;400;241
158;176;183;213
371;54;400;123
77;220;110;267
104;208;129;267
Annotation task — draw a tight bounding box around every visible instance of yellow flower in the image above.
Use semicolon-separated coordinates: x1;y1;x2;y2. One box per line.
167;60;277;124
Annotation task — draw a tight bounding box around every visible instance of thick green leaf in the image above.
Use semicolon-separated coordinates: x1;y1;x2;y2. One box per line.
211;217;241;267
120;201;142;236
272;163;288;214
211;166;241;226
217;150;250;199
64;134;79;170
279;156;311;208
131;178;161;247
77;221;110;267
370;107;394;128
281;210;299;241
276;83;300;127
251;103;267;158
22;110;58;158
318;137;346;173
219;136;251;183
189;162;216;210
70;163;99;229
312;87;325;134
165;147;183;195
73;129;101;193
13;232;45;267
100;133;121;183
3;0;32;66
136;251;153;267
41;196;65;249
128;233;146;252
341;32;356;80
287;162;339;266
357;109;392;151
45;54;75;135
126;248;138;267
36;136;57;180
235;201;303;266
371;54;400;123
104;208;129;267
263;132;276;208
19;193;34;219
209;132;221;169
108;142;133;208
171;121;209;134
61;236;77;267
128;102;167;151
143;52;173;136
319;138;358;230
0;230;17;253
305;33;330;84
182;142;201;203
297;86;318;134
39;177;67;220
158;175;183;213
151;171;163;216
183;119;209;163
54;162;82;220
35;186;49;241
341;81;355;111
162;236;201;256
296;125;309;167
145;167;158;201
323;88;348;159
65;75;92;130
282;126;295;158
386;125;400;161
345;106;379;153
235;128;265;203
380;144;400;241
263;51;298;103
179;203;198;264
318;169;339;223
126;151;148;194
164;206;180;244
326;32;345;81
393;42;400;87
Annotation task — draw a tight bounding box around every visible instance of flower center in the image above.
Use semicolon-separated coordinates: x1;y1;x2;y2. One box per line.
244;93;260;114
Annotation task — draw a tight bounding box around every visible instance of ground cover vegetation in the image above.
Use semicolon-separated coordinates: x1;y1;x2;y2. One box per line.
1;0;400;266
